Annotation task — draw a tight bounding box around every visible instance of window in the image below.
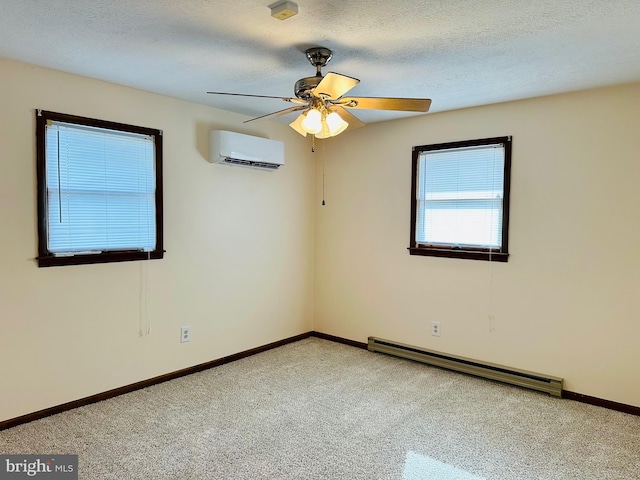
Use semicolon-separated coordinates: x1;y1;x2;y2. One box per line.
36;110;163;267
409;136;511;262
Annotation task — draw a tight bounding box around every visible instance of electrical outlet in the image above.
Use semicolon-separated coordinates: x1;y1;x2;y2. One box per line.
431;321;441;337
180;326;191;343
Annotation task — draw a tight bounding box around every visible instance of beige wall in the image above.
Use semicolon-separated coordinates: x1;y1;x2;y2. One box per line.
314;83;640;407
0;58;315;422
2;55;639;421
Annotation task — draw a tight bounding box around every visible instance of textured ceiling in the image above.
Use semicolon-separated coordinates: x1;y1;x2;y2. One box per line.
1;1;639;125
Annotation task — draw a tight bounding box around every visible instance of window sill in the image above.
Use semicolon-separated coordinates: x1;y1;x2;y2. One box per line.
408;247;508;262
37;250;164;267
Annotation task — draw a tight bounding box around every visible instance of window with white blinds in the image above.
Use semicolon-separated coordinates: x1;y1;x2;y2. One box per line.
36;110;163;267
410;137;511;262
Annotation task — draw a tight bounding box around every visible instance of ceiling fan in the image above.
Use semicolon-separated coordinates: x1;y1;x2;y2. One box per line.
207;47;432;139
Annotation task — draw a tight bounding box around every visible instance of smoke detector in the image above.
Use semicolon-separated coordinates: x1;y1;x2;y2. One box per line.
269;1;298;20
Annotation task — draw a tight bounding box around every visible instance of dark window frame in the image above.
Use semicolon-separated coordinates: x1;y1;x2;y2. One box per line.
35;110;164;267
409;136;512;262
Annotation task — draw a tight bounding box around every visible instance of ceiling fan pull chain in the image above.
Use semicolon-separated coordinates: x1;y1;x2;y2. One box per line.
322;151;326;206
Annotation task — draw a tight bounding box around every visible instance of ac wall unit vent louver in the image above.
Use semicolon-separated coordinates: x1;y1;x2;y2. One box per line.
209;130;284;170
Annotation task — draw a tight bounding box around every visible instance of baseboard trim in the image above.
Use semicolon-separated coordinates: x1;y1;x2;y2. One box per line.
563;390;640;416
320;333;640;416
0;331;313;431
2;331;636;430
311;331;368;349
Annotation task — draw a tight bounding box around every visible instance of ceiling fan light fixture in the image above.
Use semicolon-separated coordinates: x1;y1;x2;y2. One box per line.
289;114;307;136
325;111;349;136
301;108;322;134
315;121;331;139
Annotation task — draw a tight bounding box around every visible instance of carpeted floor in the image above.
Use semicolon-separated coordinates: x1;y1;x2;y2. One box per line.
1;338;639;479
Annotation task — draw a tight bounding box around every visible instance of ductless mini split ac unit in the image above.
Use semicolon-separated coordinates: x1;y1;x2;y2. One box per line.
209;130;285;170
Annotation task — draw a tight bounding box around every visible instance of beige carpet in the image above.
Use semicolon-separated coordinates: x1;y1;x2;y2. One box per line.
1;338;639;479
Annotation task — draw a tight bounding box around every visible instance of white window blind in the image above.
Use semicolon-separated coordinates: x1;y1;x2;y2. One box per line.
416;143;505;248
45;121;156;254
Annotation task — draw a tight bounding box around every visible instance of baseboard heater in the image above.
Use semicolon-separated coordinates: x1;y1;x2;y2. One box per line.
368;337;563;397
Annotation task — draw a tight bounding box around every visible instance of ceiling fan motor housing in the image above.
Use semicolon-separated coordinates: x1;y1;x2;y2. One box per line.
295;47;333;99
294;76;323;99
294;47;333;100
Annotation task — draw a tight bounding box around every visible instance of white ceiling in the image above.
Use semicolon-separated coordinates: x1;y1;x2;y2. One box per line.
1;1;639;125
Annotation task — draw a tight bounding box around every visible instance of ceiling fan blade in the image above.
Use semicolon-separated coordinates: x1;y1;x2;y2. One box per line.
333;106;366;131
288;114;308;137
339;97;431;112
243;106;308;123
207;91;306;104
313;72;360;100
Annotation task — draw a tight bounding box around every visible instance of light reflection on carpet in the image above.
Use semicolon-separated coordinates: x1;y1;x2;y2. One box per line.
403;451;485;480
